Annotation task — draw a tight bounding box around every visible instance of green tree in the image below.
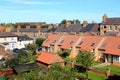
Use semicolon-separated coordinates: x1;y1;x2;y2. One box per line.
35;38;45;47
26;43;38;54
76;50;95;78
61;19;67;24
57;50;71;58
5;58;19;67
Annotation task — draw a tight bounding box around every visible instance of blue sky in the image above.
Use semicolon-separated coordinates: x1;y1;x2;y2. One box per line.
0;0;120;24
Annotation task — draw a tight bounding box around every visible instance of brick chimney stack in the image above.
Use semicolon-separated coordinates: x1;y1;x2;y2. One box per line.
66;21;72;27
102;14;107;22
82;20;88;27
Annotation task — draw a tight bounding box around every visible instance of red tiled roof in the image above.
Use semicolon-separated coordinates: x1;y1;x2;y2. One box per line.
103;36;120;55
36;51;64;64
77;36;103;51
42;34;61;47
60;35;80;49
0;26;4;31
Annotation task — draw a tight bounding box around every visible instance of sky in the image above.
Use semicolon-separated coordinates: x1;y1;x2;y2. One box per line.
0;0;120;24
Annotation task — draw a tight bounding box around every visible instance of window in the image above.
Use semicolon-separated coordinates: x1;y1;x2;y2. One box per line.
104;26;107;28
110;26;112;30
4;38;7;41
115;26;117;30
100;53;105;58
11;37;14;40
113;55;119;62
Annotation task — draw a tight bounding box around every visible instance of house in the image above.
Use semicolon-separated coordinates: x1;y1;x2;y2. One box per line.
42;34;61;53
100;14;120;36
80;23;100;36
98;36;120;66
0;26;5;32
36;51;64;68
0;32;18;50
75;36;104;61
17;35;33;49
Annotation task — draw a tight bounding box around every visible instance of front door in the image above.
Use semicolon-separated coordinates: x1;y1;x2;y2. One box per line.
108;55;112;63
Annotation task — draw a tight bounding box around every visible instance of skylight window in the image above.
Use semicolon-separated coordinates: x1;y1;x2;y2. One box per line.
118;45;120;49
52;40;56;43
70;41;73;45
91;43;95;47
60;40;64;44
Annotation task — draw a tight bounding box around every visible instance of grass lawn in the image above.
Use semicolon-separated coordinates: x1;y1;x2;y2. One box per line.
95;65;120;75
79;72;106;80
91;61;102;66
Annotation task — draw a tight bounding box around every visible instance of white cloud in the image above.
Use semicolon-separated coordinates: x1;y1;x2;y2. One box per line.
5;0;63;5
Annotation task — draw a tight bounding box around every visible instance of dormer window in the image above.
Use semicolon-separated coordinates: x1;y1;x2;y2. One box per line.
79;42;83;45
91;43;95;47
70;41;73;45
118;45;120;49
52;40;56;43
60;40;64;44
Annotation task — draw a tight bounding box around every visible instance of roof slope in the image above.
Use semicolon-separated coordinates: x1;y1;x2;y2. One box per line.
63;24;82;32
55;24;66;32
60;35;80;49
18;35;33;41
101;18;120;25
36;51;64;64
42;34;61;47
101;36;120;55
0;32;17;37
81;23;99;32
77;36;102;51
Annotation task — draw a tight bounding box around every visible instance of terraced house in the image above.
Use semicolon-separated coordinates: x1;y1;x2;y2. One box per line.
42;34;120;66
100;14;120;36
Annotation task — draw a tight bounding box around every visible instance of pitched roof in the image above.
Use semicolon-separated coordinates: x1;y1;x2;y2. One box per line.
42;34;61;47
81;23;99;32
63;24;82;32
36;51;64;64
18;35;33;41
13;63;38;73
0;26;4;31
59;35;80;49
55;24;66;32
77;36;102;51
0;32;17;37
105;31;119;36
101;18;120;25
19;28;38;32
100;36;120;55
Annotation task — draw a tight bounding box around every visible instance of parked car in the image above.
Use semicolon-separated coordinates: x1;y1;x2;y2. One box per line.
38;47;42;51
13;48;19;53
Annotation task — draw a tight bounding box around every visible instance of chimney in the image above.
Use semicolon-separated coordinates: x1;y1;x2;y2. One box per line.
66;21;72;27
102;14;107;22
92;20;95;24
82;20;88;27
